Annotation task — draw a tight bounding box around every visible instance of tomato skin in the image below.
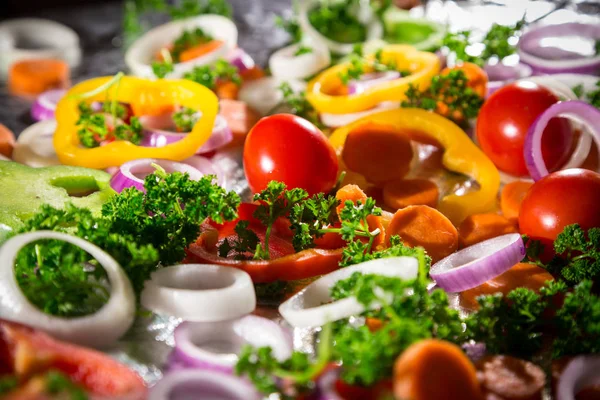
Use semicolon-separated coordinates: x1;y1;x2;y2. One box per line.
243;114;339;195
519;169;600;247
476;81;572;177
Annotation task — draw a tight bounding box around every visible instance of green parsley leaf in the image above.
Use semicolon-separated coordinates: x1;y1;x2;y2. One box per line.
172;106;199;132
183;59;241;90
308;0;366;45
277;82;323;128
294;45;313;56
275;14;302;44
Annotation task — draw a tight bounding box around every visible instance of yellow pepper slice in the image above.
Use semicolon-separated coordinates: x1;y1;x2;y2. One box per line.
307;45;440;115
54;76;218;169
329;108;500;224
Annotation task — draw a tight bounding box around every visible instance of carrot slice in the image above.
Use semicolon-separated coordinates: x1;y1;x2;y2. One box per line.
335;184;385;247
219;99;260;146
458;213;518;248
9;59;70;97
341;121;414;185
0;124;16;158
383;178;439;210
386;205;458;263
241;66;265;81
437;62;488;122
178;40;224;62
460;262;554;310
215;80;239;100
500;181;533;221
394;339;483;400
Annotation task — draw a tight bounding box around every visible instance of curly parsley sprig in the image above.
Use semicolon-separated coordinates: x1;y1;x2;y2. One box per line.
183;59;241;90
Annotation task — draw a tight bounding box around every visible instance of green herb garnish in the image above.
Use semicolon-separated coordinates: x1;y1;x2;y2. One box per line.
171;27;213;62
275;14;302;44
338;46;406;85
152;48;174;78
277;82;323;129
183;59;241;90
294;45;313;56
172;106;199;132
308;0;366;45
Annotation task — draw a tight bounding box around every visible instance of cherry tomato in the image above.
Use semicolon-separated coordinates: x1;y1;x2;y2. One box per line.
476;81;572;177
243;114;339;195
519;169;600;247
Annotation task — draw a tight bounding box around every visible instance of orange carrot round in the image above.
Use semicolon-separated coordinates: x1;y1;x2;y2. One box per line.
500;181;533;221
215;80;239;100
460;262;554;310
179;40;224;62
9;59;70;97
383;178;439;210
458;213;518;248
386;205;458;263
0;124;16;159
241;66;266;81
437;62;488;121
394;339;483;400
341;122;414;185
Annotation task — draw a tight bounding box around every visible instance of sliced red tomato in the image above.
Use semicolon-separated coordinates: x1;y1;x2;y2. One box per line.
0;320;146;399
476;81;572;177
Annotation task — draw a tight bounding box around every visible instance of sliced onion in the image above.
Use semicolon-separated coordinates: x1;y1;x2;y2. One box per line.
279;256;418;328
31;89;67;121
525;100;600;181
140;114;233;154
171;315;292;373
182;155;226;187
238;77;307;116
298;0;383;55
518;23;600;75
12;119;59;167
140;264;256;321
0;231;135;348
485;62;532;97
110;158;205;193
557;356;600;400
269;41;331;81
430;234;525;293
320;101;400;128
545;74;599;96
348;71;401;95
125;15;237;79
149;370;261;400
226;47;255;74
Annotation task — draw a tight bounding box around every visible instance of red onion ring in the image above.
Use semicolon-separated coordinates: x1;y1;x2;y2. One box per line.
30;89;67;122
170;315;293;373
140;114;233;155
518;23;600;75
226;47;255;74
110;158;205;193
485;62;532;97
149;370;261;400
524;100;600;181
347;71;401;95
557;357;600;400
430;233;525;293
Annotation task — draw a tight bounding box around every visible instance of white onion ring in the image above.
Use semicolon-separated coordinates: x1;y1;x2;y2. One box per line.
0;18;81;82
0;231;135;348
149;370;261;400
182;155;226;187
269;41;331;81
238;77;307;116
110;158;205;193
171;315;292;373
319;101;400;128
430;234;525;293
518;23;600;75
524;100;600;181
485;62;532;97
12;119;59;167
557;357;600;400
140;264;256;321
348;71;401;94
298;0;383;55
125;15;237;79
279;257;418;328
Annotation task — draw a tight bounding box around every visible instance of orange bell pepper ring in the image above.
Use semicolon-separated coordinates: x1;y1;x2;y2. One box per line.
54;75;218;169
306;45;440;114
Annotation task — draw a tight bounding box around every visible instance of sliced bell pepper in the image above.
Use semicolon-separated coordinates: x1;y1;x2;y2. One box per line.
0;161;113;241
306;45;440;114
329;109;500;224
185;205;343;283
54;76;219;169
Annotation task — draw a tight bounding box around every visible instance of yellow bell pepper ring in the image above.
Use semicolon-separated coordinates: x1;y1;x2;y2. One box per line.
54;76;218;169
329;108;500;224
306;45;440;115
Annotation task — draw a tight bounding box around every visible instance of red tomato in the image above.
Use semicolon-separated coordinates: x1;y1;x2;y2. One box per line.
476;81;572;177
243;114;339;195
0;320;146;399
519;169;600;247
